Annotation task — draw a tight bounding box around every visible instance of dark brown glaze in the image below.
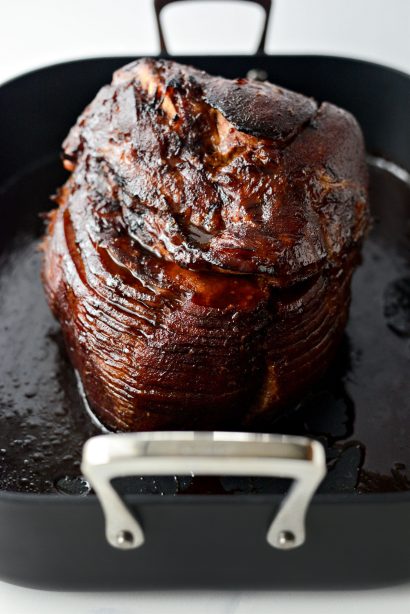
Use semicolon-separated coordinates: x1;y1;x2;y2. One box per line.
42;59;369;432
203;74;318;141
62;58;368;280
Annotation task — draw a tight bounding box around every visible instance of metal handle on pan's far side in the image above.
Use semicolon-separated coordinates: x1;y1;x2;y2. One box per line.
154;0;273;55
81;431;326;551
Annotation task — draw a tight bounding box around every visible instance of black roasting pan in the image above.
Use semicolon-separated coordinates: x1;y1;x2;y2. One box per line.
0;0;410;590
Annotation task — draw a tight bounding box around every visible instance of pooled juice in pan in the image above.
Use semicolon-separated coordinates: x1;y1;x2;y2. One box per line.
0;156;409;495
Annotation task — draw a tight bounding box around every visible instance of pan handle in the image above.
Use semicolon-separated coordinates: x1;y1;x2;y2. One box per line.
81;431;326;551
154;0;273;55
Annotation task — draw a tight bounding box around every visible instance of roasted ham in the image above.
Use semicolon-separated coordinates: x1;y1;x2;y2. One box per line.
42;59;369;431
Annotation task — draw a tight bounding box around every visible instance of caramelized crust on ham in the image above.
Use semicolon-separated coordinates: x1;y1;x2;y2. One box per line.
42;59;369;431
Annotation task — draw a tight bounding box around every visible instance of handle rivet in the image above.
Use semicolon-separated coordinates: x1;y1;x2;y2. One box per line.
247;68;268;81
116;530;134;548
277;530;296;549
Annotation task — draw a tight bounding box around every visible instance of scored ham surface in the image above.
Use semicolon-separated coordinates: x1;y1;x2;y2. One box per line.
42;58;369;431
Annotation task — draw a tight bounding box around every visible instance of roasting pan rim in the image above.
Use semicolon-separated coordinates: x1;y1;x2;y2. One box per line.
1;52;410;91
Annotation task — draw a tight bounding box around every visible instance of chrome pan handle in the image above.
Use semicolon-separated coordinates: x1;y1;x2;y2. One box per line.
81;431;326;551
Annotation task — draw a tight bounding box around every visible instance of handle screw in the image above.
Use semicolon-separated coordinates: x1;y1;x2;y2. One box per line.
247;68;268;81
116;530;134;548
277;531;296;549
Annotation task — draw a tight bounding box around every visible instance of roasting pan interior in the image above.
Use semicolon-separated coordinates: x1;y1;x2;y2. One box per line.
0;55;409;499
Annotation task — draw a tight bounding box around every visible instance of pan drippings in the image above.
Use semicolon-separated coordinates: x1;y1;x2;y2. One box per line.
0;157;409;495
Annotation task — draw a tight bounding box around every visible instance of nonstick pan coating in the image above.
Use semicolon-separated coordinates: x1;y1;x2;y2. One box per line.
0;55;410;589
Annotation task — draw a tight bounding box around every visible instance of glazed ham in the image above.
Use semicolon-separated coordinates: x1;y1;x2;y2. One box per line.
42;59;369;431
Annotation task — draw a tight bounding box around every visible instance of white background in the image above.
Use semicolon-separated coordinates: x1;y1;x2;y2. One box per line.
1;0;410;612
